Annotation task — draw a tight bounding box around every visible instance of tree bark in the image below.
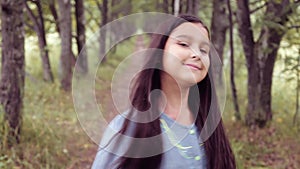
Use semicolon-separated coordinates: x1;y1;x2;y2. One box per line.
98;0;108;62
173;0;180;16
58;0;73;91
75;0;88;74
163;0;169;13
210;0;228;62
227;0;240;120
237;0;292;127
0;0;25;145
293;47;299;125
25;0;54;82
49;0;60;34
186;0;199;16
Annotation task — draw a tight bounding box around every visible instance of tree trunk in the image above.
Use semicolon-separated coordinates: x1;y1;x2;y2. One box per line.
237;0;292;127
75;0;88;74
25;0;54;82
49;0;60;34
210;0;228;62
163;0;169;13
187;0;192;14
293;47;300;125
99;0;108;62
227;0;240;120
0;0;25;145
173;0;180;16
186;0;198;16
58;0;73;91
193;0;199;16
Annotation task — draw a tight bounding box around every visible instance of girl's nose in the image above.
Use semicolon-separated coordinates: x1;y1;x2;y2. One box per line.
190;47;201;60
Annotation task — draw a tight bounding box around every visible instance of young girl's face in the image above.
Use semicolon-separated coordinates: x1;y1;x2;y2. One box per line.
162;22;210;87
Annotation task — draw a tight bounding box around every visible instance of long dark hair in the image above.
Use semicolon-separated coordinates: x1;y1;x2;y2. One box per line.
113;14;236;169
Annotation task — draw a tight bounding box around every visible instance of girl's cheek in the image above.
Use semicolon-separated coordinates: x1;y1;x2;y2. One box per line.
202;57;210;69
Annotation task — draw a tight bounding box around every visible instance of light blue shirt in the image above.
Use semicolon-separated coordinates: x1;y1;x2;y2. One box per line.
92;113;207;169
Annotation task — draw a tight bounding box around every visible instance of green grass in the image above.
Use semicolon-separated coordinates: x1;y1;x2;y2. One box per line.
0;79;90;169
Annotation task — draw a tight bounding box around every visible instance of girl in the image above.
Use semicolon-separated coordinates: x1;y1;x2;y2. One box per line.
92;14;236;169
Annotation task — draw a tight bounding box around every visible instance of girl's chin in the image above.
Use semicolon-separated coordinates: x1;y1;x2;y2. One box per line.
180;79;201;87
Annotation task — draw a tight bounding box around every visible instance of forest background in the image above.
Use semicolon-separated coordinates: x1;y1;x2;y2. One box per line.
0;0;299;168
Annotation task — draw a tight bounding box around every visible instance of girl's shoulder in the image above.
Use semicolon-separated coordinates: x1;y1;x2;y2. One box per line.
108;113;126;131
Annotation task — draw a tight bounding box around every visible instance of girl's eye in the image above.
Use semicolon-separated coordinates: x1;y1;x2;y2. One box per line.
178;42;189;47
200;49;207;54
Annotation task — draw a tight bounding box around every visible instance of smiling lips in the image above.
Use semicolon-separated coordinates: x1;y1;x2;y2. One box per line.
185;63;201;70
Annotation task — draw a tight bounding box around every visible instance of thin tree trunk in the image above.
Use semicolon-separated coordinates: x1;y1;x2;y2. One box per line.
75;0;88;74
193;0;199;16
58;0;73;91
186;0;198;15
98;0;108;62
172;0;174;14
25;0;54;82
237;0;292;127
227;0;240;120
293;47;300;125
179;0;184;15
173;0;180;16
186;0;192;14
163;0;169;13
211;0;228;62
49;0;60;34
109;0;117;54
0;0;25;145
50;0;76;67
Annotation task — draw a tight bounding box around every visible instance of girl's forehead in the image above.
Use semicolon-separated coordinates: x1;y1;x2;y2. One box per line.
169;22;209;42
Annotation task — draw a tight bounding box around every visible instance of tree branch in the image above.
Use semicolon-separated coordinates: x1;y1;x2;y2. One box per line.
24;21;35;30
96;0;102;11
24;0;40;31
288;25;300;29
48;0;60;34
85;7;101;26
250;0;263;5
250;2;267;14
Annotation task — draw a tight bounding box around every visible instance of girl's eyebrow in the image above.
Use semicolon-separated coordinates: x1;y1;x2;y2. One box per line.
174;34;210;47
174;34;192;40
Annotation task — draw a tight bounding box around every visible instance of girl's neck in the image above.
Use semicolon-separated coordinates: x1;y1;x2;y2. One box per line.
159;78;194;125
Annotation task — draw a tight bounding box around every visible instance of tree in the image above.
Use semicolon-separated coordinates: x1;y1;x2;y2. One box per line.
97;0;108;62
210;0;228;62
75;0;88;74
293;47;299;125
49;0;76;66
227;0;240;120
173;0;180;16
282;24;300;126
163;0;170;13
0;0;25;145
25;0;54;82
236;0;294;127
186;0;199;16
57;0;73;91
49;0;60;34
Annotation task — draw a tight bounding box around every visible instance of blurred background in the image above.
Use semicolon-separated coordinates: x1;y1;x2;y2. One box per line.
0;0;299;168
